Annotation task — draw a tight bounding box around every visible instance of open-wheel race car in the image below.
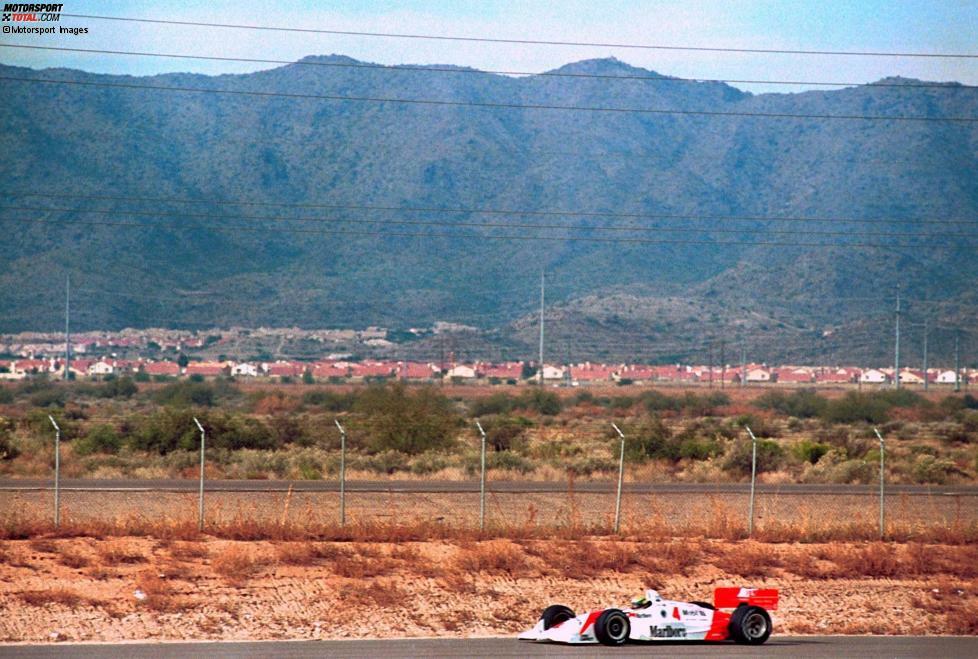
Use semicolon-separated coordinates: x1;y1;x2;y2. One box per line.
518;587;778;646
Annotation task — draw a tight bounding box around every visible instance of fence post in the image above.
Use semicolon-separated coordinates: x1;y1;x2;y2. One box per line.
334;419;347;527
611;423;626;534
47;415;61;528
745;426;758;537
476;420;487;531
874;427;885;539
193;417;205;532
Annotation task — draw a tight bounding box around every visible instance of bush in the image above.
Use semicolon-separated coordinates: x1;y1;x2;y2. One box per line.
792;440;832;465
409;452;450;475
301;389;355;411
354;384;460;454
517;389;562;416
911;455;960;484
0;417;19;460
466;450;534;475
129;410;274;454
29;387;67;408
470;392;517;417
478;415;531;452
723;439;785;476
626;416;674;461
74;424;122;456
155;381;222;407
729;413;780;438
821;393;890;424
754;389;827;418
0;388;13;404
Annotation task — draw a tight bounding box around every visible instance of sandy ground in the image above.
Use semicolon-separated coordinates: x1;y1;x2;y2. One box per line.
1;537;976;643
2;489;975;535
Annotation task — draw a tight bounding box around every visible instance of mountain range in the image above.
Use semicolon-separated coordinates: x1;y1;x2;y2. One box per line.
0;55;975;364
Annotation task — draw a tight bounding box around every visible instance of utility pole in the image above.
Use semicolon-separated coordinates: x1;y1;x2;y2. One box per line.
538;269;545;386
720;340;726;390
894;290;901;390
63;275;70;380
740;342;746;389
193;417;205;531
48;415;61;528
708;342;714;389
955;332;961;392
922;317;929;391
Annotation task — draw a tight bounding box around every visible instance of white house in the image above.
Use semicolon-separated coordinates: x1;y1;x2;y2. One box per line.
446;364;477;379
89;360;115;377
745;368;772;383
541;364;566;381
897;369;925;385
936;370;959;384
231;362;260;377
860;369;889;384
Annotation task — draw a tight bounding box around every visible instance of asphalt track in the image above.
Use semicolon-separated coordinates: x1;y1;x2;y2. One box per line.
2;637;978;658
2;478;976;496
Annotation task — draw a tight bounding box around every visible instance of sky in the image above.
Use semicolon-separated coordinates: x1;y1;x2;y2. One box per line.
0;0;976;93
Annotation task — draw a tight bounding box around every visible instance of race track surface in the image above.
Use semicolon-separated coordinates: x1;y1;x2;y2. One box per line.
2;478;976;496
2;637;977;658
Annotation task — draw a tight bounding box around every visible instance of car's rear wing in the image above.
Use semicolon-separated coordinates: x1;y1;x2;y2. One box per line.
713;587;779;610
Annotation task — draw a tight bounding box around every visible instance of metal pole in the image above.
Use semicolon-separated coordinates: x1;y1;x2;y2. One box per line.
334;419;347;526
64;276;70;381
612;423;626;534
476;421;487;531
745;426;758;537
923;317;929;391
874;428;885;539
48;415;60;528
741;342;746;388
193;417;205;531
894;291;901;390
955;333;961;392
538;269;545;385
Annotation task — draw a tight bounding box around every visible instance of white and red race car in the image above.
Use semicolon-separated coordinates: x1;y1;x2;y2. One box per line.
518;587;778;646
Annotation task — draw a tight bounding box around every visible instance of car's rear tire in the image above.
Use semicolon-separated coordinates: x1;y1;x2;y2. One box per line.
541;604;575;630
729;604;772;644
595;608;630;646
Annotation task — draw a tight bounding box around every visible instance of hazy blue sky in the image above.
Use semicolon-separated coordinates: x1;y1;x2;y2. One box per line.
1;1;976;92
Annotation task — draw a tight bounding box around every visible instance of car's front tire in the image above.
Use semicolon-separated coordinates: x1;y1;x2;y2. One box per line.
541;604;575;630
595;608;630;645
729;604;772;644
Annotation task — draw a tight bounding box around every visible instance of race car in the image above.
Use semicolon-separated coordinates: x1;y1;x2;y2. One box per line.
518;587;778;646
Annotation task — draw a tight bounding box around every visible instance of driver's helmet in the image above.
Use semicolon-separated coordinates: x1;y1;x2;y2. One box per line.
630;594;651;609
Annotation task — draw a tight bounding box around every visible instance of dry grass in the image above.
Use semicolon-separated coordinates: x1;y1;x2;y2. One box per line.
211;545;270;586
18;588;102;609
274;542;319;565
134;570;196;613
337;579;408;608
454;540;530;575
712;542;782;577
96;541;147;566
168;541;208;561
56;547;90;569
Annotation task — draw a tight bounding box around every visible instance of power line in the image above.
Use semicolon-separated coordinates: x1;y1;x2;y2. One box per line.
3;204;974;240
4;192;976;227
3;43;974;91
59;13;978;59
2;215;973;250
3;75;975;123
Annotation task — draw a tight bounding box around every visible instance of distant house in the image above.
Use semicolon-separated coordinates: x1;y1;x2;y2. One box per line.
311;361;348;379
478;362;524;381
569;362;616;384
860;369;889;384
185;362;229;377
90;360;115;377
540;364;565;381
349;361;396;379
815;367;858;384
745;368;772;383
446;364;477;379
143;361;181;377
775;367;814;384
936;370;959;384
897;369;925;385
231;362;259;377
398;361;437;381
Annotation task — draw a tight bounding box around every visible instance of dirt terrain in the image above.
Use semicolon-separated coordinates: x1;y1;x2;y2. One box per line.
1;536;976;643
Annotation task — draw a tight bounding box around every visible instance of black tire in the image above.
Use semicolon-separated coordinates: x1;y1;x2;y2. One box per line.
541;604;575;630
729;605;772;645
689;600;716;610
595;608;631;646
